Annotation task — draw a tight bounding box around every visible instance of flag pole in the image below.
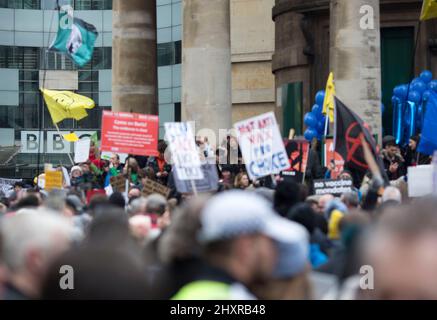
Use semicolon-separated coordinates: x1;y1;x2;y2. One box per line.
54;123;75;165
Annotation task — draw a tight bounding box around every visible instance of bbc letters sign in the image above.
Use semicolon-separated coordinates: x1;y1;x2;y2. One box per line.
21;131;96;154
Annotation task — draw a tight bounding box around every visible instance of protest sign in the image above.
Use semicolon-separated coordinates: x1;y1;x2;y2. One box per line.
0;178;22;195
101;151;129;164
142;178;171;198
281;139;310;183
110;174;127;193
165;122;204;181
313;179;353;196
408;165;433;197
45;171;63;191
234;112;290;180
74;138;91;163
173;164;219;194
101;111;159;157
324;138;345;179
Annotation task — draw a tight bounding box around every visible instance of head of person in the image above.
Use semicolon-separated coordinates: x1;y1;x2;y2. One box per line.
145;194;170;229
234;172;250;189
383;136;398;157
70;166;83;179
128;197;147;216
199;191;308;289
13;182;24;193
341;191;360;210
287;203;317;235
41;245;150;299
79;163;90;174
274;180;302;217
110;153;120;167
0;210;74;299
128;187;142;200
127;158;140;172
13;194;40;211
157;140;167;158
318;194;334;215
108;192;126;209
364;200;437;299
129;215;152;245
382;186;402;204
409;135;419;151
339;170;353;181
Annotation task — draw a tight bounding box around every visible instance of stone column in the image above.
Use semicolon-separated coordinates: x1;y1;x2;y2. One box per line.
330;0;382;141
182;0;232;147
112;0;158;115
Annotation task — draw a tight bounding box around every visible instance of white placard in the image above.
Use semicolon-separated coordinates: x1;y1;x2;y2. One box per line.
74;138;91;164
101;151;129;164
165;122;204;180
408;165;433;197
234;112;290;180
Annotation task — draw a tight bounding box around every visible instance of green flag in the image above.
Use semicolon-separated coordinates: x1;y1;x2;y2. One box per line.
49;10;98;67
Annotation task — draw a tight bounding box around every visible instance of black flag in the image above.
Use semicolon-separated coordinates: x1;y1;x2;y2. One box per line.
333;97;388;184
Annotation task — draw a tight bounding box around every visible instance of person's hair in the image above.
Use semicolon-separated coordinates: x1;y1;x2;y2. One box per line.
87;195;110;216
382;186;402;204
145;194;167;215
287;203;317;234
342;191;359;208
274;181;302;217
0;209;73;271
158;196;208;264
41;245;150;299
14;194;40;210
112;153;120;161
109;192;126;209
128;197;147;216
234;172;249;189
158;140;167;154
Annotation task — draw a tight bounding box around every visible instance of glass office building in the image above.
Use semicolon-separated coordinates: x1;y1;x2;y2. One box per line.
0;0;182;179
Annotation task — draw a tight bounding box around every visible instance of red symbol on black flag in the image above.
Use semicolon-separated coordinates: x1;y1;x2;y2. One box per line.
345;122;368;169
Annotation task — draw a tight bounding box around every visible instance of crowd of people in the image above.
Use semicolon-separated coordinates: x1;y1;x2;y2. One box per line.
0;133;435;300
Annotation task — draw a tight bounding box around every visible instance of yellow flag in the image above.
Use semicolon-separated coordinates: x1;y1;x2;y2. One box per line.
322;72;336;123
63;132;79;142
421;0;437;21
41;88;95;124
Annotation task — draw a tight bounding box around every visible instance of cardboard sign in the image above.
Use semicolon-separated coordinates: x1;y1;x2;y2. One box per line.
142;178;171;198
110;174;127;193
101;111;159;157
313;179;353;196
174;164;219;194
234;112;290;180
324;138;345;179
165;122;204;180
281;139;310;183
408;165;433;197
45;171;63;191
86;189;106;204
74;138;91;164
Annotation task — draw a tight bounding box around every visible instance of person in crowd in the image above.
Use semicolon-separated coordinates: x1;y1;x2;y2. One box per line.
128;197;148;216
287;203;329;268
363;200;437;299
382;186;402;204
234;172;251;190
172;191;308;300
273;180;303;217
109;153;124;172
381;135;406;181
341;191;360;211
128;187;142;200
403;135;431;167
70;166;84;187
123;157;144;186
147;141;172;185
0;210;74;299
108;192;126;209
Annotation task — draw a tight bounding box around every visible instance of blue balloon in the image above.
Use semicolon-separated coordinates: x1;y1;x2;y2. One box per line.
411;80;427;93
312;104;322;116
304;128;318;142
317;120;325;133
423;90;432;101
420;70;433;84
393;85;408;100
304;112;317;128
408;90;421;103
411;77;421;85
428;80;437;92
393;99;404;145
315;90;325;107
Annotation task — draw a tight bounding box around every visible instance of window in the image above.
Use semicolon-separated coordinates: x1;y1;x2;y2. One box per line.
74;0;112;10
157;41;181;67
0;0;40;9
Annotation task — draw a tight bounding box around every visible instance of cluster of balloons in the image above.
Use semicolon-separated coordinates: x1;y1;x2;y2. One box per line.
392;70;435;146
304;90;327;142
